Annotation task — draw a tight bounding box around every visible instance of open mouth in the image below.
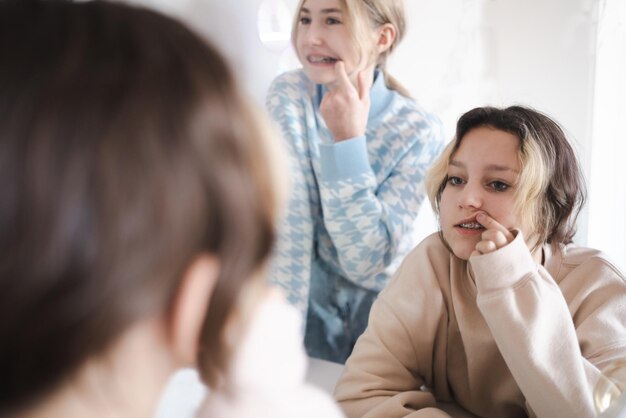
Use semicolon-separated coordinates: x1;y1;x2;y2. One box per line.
307;55;338;64
455;221;485;230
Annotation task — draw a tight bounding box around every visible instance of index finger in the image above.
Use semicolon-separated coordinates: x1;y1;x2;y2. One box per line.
356;69;372;101
333;61;354;91
476;212;515;240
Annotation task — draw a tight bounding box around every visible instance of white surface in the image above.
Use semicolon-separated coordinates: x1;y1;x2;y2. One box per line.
305;357;344;395
153;369;206;418
587;0;626;273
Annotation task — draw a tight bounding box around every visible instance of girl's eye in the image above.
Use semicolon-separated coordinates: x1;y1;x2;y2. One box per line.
299;16;311;25
326;17;341;25
447;176;464;186
489;181;510;192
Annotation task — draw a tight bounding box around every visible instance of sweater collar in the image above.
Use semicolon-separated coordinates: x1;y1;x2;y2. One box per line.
315;68;395;122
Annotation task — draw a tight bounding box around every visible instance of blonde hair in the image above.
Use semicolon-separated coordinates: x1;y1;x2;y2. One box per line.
291;0;411;97
426;106;585;248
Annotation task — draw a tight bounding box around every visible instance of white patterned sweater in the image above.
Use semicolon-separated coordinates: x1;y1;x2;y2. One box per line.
266;69;444;362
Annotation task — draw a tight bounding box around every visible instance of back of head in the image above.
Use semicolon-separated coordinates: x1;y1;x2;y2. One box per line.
0;0;279;413
426;105;586;246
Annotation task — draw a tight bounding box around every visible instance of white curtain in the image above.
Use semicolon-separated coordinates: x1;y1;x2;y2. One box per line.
587;0;626;272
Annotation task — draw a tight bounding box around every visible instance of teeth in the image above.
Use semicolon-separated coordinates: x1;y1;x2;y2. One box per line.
309;56;337;63
459;222;483;229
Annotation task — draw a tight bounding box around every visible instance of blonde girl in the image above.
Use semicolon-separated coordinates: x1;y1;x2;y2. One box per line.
267;0;443;363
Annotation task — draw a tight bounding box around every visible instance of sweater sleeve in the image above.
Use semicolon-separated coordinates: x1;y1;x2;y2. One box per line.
265;73;316;317
334;241;451;418
318;110;444;290
471;232;626;418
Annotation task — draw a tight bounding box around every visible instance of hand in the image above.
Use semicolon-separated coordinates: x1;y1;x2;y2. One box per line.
471;212;515;257
319;61;371;141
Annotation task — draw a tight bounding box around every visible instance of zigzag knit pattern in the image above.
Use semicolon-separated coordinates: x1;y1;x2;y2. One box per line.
266;69;444;347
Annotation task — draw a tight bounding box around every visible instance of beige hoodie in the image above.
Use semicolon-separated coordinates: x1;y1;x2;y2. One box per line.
335;233;626;418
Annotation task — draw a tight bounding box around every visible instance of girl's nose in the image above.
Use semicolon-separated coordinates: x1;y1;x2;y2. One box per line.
303;23;323;46
458;183;482;209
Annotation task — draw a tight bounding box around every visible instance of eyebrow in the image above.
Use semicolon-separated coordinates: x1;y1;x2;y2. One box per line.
300;7;342;14
449;160;520;174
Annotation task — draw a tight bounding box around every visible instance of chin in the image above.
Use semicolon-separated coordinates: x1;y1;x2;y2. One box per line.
448;243;472;260
302;69;334;85
441;231;474;261
453;249;472;261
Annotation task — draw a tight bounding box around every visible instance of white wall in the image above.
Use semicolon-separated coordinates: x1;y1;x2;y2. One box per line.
587;0;626;271
125;0;287;104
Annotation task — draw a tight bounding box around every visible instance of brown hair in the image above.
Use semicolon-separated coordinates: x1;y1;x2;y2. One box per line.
0;0;280;413
291;0;411;97
425;106;586;247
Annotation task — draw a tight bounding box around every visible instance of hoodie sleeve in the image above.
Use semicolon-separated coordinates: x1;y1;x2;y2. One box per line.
471;232;626;418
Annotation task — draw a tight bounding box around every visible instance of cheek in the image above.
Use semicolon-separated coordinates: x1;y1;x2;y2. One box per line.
438;203;455;235
295;39;304;57
489;203;523;230
438;189;453;216
339;40;361;63
294;31;306;52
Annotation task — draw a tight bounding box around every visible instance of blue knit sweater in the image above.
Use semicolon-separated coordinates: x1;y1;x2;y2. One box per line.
266;69;444;363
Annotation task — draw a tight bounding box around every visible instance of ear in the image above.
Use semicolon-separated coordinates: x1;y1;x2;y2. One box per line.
168;255;219;366
376;23;396;54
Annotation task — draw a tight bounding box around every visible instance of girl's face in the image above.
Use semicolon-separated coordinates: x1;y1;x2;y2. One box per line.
439;127;533;260
295;0;371;86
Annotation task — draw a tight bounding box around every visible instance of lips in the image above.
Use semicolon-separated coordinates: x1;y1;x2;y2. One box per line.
455;217;485;230
306;54;338;64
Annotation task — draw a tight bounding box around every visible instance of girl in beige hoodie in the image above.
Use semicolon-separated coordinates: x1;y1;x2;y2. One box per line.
335;106;626;418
